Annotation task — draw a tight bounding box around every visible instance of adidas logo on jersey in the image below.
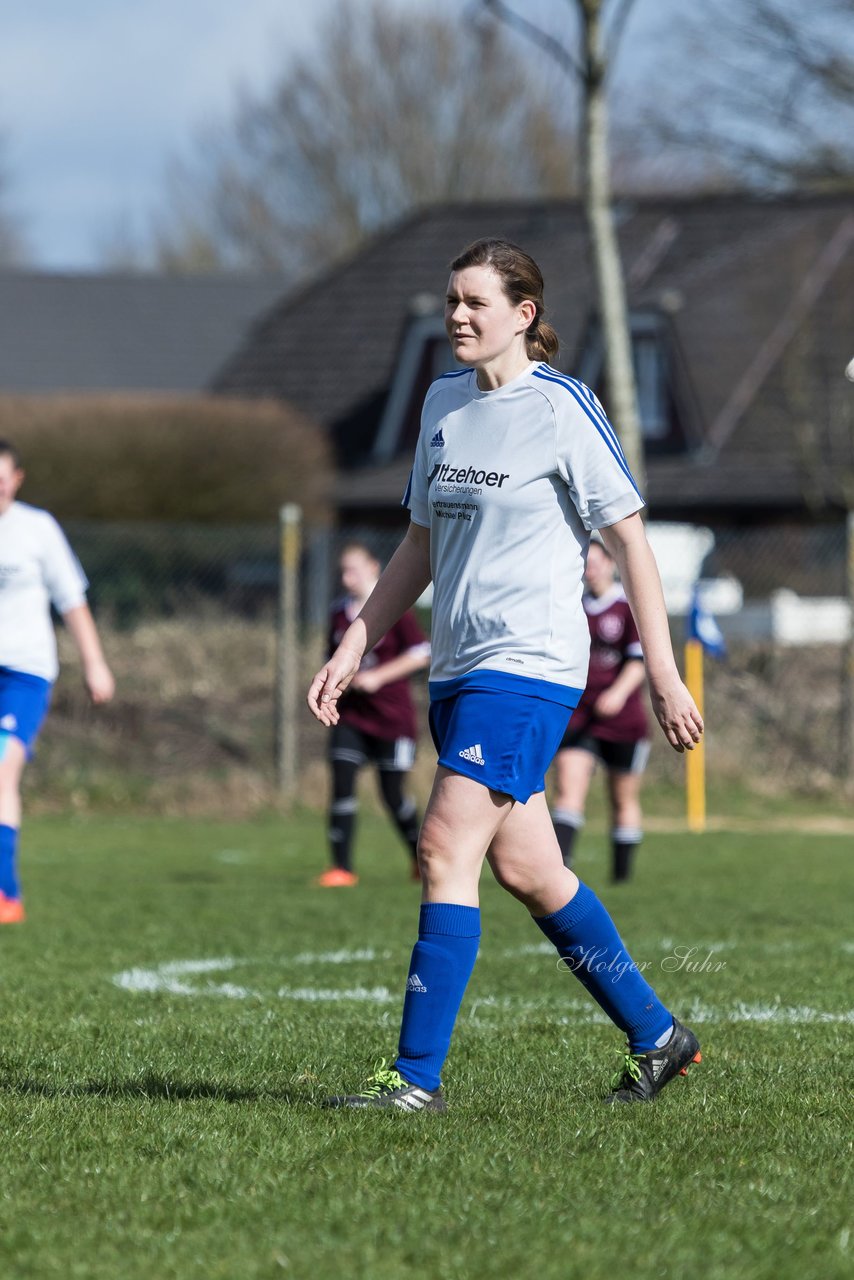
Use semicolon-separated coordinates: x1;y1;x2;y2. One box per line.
430;427;446;448
407;973;427;993
458;743;485;766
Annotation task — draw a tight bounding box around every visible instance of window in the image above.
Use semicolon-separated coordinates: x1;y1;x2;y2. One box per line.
372;312;457;464
577;310;683;453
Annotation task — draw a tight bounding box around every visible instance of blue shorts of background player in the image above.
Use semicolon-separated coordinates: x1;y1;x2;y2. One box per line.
0;667;53;759
429;689;574;803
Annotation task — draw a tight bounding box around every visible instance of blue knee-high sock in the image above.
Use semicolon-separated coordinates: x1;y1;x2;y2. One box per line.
0;824;20;899
395;902;481;1091
534;882;672;1053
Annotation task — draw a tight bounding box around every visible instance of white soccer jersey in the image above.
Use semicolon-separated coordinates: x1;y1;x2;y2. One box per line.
404;362;644;699
0;502;89;680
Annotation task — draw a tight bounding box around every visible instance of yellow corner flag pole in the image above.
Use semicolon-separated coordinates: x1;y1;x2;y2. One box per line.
684;638;706;833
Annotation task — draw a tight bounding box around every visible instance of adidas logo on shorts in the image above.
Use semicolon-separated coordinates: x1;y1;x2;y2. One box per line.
430;427;445;448
459;743;485;766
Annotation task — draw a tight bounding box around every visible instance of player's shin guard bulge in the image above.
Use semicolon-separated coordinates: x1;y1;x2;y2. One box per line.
394;902;481;1092
534;882;673;1053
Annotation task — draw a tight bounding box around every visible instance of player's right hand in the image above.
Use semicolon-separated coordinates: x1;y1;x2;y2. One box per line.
306;647;362;726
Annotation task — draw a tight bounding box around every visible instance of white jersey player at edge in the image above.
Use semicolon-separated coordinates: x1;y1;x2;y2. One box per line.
308;238;704;1108
0;440;115;922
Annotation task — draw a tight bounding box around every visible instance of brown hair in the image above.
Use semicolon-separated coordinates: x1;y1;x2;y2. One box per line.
450;238;559;363
340;541;380;567
0;439;23;470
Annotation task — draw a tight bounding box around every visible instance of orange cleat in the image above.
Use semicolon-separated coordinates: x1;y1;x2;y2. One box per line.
0;895;26;924
315;868;359;888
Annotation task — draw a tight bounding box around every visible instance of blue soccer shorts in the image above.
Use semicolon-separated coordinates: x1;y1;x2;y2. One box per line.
428;689;573;803
0;667;53;759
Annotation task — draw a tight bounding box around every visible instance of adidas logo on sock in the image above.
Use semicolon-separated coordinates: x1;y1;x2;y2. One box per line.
458;743;485;766
430;427;445;448
407;973;427;993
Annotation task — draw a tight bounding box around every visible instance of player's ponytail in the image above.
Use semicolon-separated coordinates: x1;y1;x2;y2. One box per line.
525;314;559;363
450;238;560;363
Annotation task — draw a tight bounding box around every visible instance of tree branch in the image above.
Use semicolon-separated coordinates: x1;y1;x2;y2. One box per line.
605;0;637;62
481;0;583;78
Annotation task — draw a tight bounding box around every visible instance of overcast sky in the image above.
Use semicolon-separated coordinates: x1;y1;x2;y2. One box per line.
0;0;682;272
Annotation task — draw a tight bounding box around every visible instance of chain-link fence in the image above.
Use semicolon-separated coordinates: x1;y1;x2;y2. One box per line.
31;514;853;815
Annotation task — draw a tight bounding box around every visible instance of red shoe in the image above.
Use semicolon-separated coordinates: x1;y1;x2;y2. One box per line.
0;895;26;923
315;868;359;887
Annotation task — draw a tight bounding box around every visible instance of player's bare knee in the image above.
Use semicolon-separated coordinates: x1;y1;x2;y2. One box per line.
489;854;534;900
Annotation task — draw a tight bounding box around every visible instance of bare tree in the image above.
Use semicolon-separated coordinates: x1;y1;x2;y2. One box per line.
483;0;646;493
135;0;577;278
646;0;854;190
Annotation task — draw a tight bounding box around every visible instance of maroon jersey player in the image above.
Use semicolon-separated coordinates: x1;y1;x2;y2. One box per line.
551;539;650;882
318;543;430;887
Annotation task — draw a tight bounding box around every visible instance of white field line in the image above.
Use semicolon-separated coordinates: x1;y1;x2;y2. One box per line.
111;955;854;1022
287;948;390;966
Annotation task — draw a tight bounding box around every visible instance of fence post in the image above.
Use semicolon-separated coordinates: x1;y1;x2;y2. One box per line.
842;509;854;783
276;503;302;800
684;638;706;832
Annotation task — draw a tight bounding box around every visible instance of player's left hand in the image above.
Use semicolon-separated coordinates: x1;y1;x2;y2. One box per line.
648;675;704;752
307;645;363;726
85;659;115;705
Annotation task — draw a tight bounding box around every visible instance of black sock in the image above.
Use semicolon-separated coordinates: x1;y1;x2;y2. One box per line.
380;770;420;864
612;827;642;882
329;757;359;871
552;808;584;869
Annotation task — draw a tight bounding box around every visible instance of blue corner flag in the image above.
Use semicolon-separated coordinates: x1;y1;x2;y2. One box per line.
687;586;727;658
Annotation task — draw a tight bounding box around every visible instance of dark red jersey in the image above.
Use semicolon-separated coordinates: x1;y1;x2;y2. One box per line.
328;600;430;741
569;585;648;743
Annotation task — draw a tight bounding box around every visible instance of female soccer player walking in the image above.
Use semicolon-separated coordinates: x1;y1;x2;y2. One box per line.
551;537;651;882
318;542;430;886
307;239;703;1106
0;441;114;921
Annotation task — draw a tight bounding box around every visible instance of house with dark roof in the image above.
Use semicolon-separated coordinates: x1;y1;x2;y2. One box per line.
213;193;854;539
0;270;285;393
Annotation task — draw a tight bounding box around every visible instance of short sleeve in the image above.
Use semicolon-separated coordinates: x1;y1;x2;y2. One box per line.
395;610;431;657
401;400;432;528
555;384;645;531
38;514;88;613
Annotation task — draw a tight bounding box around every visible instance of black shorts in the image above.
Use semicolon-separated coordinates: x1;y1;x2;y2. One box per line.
559;726;650;775
329;721;416;772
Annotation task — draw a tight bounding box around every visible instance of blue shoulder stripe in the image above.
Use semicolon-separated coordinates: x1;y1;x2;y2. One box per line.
542;365;629;466
401;470;413;508
533;368;640;496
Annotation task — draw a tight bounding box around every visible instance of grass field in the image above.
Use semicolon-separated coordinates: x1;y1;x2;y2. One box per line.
1;812;852;1280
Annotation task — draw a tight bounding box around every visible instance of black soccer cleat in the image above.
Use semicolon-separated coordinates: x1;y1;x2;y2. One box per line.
605;1018;702;1104
324;1060;446;1112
